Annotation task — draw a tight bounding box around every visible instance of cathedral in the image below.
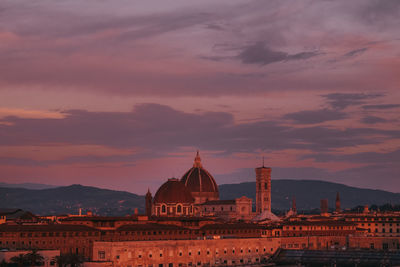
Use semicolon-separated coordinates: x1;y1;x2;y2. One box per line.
145;151;275;221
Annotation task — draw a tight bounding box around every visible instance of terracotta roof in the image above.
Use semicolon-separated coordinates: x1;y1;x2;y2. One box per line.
201;223;264;230
152;216;216;221
117;223;187;231
283;220;356;226
0;224;99;232
61;216;140;222
154;178;194;204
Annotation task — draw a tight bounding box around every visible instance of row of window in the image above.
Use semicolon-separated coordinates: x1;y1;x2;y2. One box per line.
0;232;99;237
348;217;400;222
102;247;274;260
118;229;260;236
284;226;353;230
0;239;88;246
360;223;400;227
132;258;265;267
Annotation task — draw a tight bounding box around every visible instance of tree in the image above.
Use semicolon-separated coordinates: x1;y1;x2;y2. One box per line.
53;255;68;267
25;250;44;266
54;254;84;267
65;253;84;267
10;254;28;267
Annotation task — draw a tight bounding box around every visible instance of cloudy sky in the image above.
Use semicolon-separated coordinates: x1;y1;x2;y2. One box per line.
0;0;399;194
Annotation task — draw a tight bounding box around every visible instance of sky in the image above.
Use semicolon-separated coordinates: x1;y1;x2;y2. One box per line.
0;0;399;194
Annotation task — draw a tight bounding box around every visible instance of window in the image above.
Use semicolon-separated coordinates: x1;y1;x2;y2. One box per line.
161;205;166;213
177;205;182;213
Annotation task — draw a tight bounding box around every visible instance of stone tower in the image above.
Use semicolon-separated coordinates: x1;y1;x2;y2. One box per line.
320;199;329;215
145;189;153;217
292;196;297;215
335;192;341;213
255;160;271;214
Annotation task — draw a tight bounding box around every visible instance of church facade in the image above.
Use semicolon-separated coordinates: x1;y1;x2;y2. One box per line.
146;151;271;221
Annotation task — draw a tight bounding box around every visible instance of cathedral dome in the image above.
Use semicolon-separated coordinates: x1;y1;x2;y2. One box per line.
180;151;219;203
154;178;194;204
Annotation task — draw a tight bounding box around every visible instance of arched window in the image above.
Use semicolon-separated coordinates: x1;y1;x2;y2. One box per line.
161;204;166;214
177;204;182;213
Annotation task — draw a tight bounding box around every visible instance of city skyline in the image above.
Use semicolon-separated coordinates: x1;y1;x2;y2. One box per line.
0;0;399;193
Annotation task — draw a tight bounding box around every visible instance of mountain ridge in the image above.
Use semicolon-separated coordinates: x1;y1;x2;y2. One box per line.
2;180;400;216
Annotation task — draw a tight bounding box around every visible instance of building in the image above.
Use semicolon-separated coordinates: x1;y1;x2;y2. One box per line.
147;151;256;221
0;224;100;259
281;220;358;237
92;238;281;267
343;211;400;237
200;197;253;221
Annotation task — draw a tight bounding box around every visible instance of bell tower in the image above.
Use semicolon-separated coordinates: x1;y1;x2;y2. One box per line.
145;189;153;217
255;158;271;214
335;192;341;213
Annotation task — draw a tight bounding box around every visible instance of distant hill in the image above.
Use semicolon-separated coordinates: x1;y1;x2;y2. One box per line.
2;180;400;216
0;184;144;216
219;180;400;211
0;182;57;190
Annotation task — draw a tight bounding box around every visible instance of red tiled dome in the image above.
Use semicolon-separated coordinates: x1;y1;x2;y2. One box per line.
180;151;219;194
154;178;194;204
